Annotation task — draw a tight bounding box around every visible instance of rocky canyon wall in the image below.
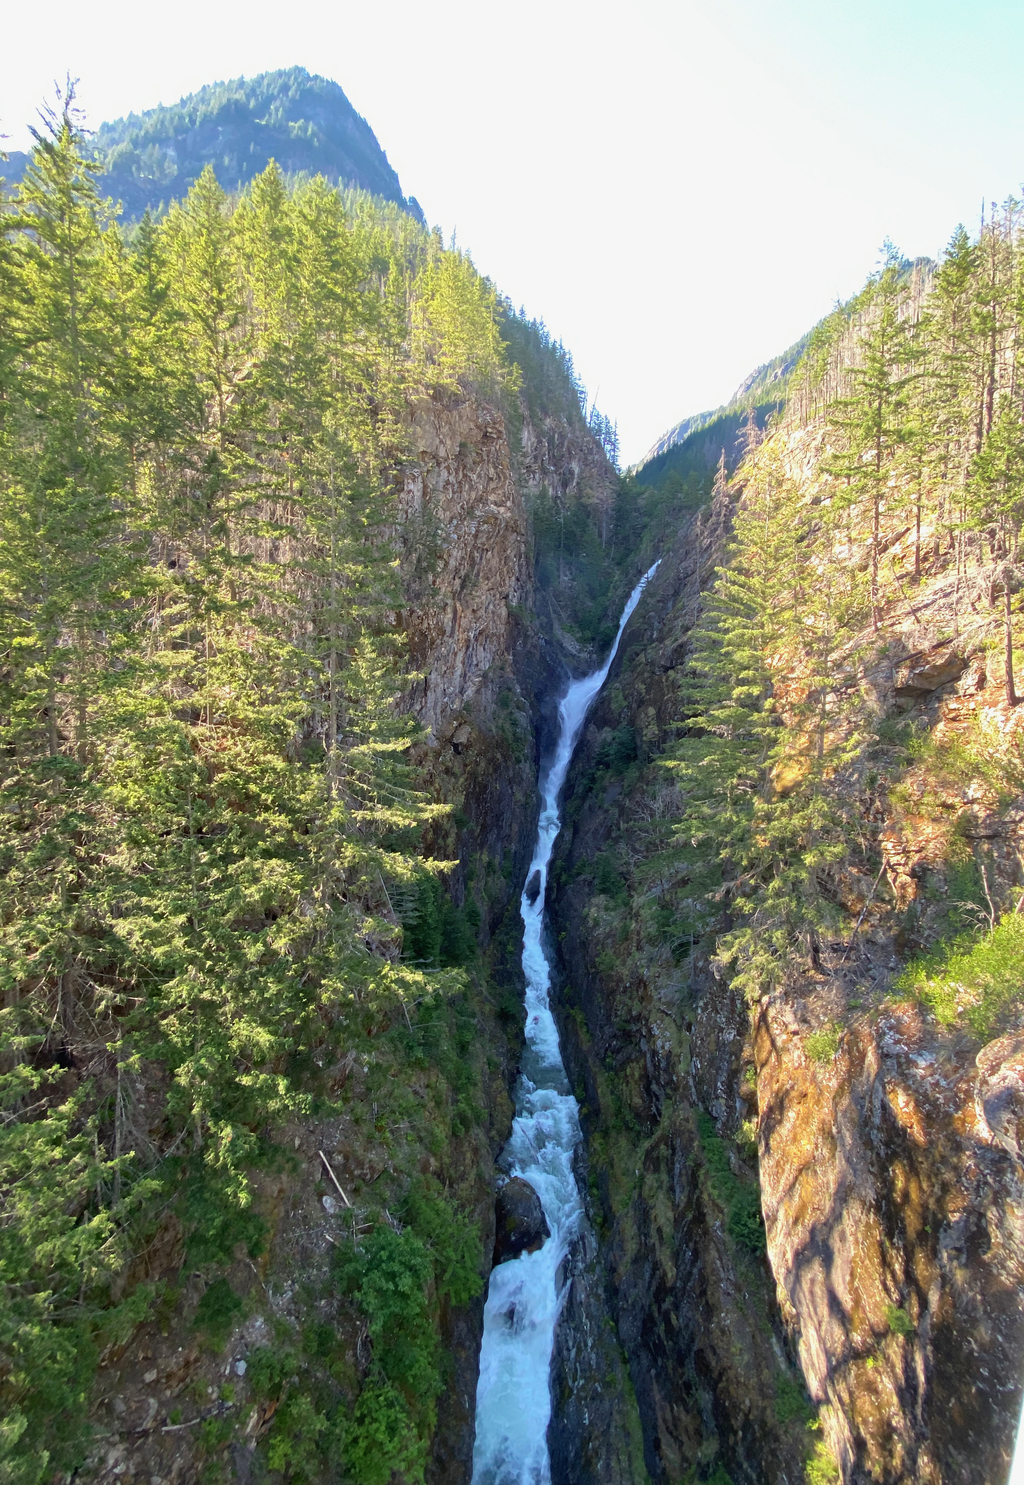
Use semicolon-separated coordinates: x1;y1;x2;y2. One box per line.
86;384;615;1485
547;456;1024;1485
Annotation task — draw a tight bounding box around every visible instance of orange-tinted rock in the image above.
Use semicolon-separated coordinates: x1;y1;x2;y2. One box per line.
757;997;1024;1484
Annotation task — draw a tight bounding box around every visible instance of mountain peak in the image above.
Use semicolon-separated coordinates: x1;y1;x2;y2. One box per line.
3;66;424;221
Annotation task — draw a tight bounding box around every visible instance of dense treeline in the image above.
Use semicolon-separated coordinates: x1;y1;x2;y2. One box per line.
660;220;1024;1005
0;97;533;1478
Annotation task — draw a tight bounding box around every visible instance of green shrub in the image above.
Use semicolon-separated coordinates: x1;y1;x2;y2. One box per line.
735;1117;758;1160
896;912;1024;1038
775;1371;814;1425
265;1392;328;1482
247;1344;297;1399
805;1023;841;1064
728;1187;768;1255
885;1303;914;1338
805;1439;840;1483
695;1111;766;1255
193;1278;243;1347
399;1181;484;1307
335;1225;443;1477
341;1375;427;1485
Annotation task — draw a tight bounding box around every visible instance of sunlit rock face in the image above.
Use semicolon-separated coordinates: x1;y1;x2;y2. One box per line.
545;468;1024;1485
757;998;1024;1485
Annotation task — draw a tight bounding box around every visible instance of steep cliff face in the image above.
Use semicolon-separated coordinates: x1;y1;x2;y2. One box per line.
399;394;531;740
83;386;615;1485
756;994;1024;1485
399;388;616;1484
548;428;1024;1485
548;499;816;1485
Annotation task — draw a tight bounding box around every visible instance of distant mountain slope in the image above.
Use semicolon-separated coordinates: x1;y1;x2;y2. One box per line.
639;255;935;482
638;333;810;468
2;67;423;221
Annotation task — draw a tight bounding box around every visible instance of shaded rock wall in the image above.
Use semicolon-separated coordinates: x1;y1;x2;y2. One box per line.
547;454;1024;1485
84;384;616;1485
395;389;616;1485
548;498;813;1485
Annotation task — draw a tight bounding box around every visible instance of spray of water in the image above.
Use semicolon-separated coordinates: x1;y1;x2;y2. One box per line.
470;561;661;1485
1009;1403;1024;1484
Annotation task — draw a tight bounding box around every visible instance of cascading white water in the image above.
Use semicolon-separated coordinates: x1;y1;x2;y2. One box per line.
471;560;661;1485
1009;1405;1024;1484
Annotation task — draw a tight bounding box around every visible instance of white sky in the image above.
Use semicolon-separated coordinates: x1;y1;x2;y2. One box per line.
3;0;1023;464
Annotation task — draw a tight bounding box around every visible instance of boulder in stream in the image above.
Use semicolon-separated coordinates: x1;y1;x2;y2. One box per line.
493;1176;550;1264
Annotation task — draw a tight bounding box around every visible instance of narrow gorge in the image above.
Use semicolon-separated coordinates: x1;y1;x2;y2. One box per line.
3;71;1024;1485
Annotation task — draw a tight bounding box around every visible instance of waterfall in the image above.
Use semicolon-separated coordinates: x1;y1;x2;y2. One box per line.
1010;1403;1024;1484
470;561;661;1485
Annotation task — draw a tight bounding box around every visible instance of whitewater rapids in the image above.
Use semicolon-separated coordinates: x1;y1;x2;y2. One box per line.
470;561;661;1485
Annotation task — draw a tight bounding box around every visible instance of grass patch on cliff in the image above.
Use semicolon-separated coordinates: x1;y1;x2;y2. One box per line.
695;1111;766;1255
775;1371;815;1425
896;911;1024;1038
896;713;1024;812
804;1439;840;1483
884;1303;914;1338
804;1023;842;1064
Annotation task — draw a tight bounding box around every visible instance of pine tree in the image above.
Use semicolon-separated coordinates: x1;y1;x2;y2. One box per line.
968;400;1024;704
0;92;152;1480
824;251;920;629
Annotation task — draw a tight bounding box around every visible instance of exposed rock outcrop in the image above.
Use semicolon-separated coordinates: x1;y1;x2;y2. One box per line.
399;394;531;740
548;441;1024;1485
493;1177;550;1264
82;380;617;1485
756;991;1024;1484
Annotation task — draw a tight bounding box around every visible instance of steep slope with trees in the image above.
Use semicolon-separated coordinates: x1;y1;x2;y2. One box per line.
0;95;615;1485
7;64;1024;1485
549;224;1024;1485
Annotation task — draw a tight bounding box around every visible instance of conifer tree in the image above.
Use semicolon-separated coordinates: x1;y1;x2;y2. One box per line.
0;94;538;1470
968;399;1024;704
824;250;920;629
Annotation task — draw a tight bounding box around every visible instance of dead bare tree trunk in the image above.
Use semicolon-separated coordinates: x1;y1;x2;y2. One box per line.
1004;575;1019;707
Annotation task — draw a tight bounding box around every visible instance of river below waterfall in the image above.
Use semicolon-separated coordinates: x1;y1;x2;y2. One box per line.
470;562;660;1485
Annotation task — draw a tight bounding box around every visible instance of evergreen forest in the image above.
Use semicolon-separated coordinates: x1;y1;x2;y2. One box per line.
0;69;422;223
0;93;604;1482
645;230;1024;1010
542;216;1024;1485
4;62;1024;1485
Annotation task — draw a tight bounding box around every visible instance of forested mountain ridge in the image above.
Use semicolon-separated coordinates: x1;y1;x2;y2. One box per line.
636;333;809;468
634;256;934;520
1;68;424;222
6;61;1024;1485
0;99;616;1484
547;226;1024;1484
